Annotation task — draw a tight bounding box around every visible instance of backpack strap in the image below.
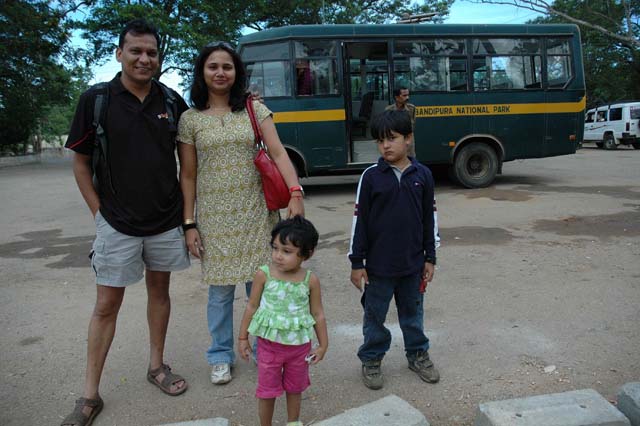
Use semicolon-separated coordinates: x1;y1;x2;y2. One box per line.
156;80;179;132
90;83;116;194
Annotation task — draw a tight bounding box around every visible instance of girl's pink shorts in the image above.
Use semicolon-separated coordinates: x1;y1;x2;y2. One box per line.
256;337;312;399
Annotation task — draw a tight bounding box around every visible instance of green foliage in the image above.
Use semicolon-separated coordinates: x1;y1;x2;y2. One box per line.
530;0;639;105
72;0;249;83
38;67;91;146
0;0;79;150
245;0;454;29
71;0;453;86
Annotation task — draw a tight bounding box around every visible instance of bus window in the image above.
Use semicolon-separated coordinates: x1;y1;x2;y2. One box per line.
394;39;467;92
243;42;292;98
293;40;339;96
242;42;289;61
472;38;541;90
247;61;292;98
547;38;572;88
294;39;337;56
350;59;388;101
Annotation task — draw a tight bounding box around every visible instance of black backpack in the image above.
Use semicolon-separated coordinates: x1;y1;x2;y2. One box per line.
90;80;179;194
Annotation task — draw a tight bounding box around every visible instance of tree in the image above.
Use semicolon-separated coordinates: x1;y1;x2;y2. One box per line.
244;0;454;30
70;0;253;82
469;0;640;102
38;67;92;147
70;0;453;84
471;0;638;47
0;0;76;151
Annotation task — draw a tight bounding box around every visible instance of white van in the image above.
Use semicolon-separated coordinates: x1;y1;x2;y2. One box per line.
583;101;640;149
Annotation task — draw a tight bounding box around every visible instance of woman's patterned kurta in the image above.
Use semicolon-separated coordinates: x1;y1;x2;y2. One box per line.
177;101;279;286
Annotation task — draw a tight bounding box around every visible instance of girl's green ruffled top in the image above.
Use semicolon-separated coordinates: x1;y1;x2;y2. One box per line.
248;265;316;345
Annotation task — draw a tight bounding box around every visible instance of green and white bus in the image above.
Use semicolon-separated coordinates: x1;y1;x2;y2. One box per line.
238;24;585;187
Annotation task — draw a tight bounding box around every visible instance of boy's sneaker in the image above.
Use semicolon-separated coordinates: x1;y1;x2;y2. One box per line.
408;351;440;383
210;363;232;385
362;359;384;390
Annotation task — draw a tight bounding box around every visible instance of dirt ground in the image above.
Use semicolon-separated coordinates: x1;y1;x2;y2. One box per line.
1;143;638;426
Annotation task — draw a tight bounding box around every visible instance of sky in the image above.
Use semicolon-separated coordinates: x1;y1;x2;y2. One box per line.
89;1;543;92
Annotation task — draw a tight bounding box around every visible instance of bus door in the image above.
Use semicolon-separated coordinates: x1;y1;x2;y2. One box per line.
343;41;390;164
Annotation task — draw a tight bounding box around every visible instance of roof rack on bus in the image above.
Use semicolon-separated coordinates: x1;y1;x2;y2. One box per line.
396;12;437;24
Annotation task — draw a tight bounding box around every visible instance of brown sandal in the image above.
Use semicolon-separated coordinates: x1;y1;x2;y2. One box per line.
147;363;188;396
60;396;103;426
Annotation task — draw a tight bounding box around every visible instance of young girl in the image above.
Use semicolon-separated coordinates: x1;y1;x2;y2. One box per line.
238;216;328;426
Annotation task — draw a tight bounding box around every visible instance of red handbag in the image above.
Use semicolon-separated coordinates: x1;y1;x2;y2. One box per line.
246;96;291;211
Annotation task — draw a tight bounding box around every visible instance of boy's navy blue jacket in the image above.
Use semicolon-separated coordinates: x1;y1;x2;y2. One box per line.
349;157;437;277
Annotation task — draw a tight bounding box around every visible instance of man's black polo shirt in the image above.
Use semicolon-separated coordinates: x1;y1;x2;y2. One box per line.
65;73;189;237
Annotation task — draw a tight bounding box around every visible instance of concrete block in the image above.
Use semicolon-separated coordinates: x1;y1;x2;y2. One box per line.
157;418;229;426
618;382;640;426
474;388;630;426
314;394;429;426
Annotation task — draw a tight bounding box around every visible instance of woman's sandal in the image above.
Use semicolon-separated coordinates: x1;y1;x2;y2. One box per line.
147;363;188;396
60;396;103;426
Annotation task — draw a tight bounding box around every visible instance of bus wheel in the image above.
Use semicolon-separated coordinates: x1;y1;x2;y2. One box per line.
632;143;640;150
603;134;617;150
453;142;498;188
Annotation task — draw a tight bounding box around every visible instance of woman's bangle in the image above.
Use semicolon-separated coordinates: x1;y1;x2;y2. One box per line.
289;185;304;196
238;336;249;341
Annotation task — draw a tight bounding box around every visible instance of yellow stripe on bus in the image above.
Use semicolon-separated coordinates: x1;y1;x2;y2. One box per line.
416;97;586;118
273;109;346;123
270;97;585;123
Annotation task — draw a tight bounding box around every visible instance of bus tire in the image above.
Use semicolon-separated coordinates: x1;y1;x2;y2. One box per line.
603;134;617;150
632;143;640;150
453;142;498;188
447;165;459;184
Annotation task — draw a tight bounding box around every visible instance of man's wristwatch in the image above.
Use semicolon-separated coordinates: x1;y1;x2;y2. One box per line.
182;218;197;231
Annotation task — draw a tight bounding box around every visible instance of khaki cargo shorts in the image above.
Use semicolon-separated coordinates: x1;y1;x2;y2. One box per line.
91;211;190;287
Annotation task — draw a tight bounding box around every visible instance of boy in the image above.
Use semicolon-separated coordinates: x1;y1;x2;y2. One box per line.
348;109;439;390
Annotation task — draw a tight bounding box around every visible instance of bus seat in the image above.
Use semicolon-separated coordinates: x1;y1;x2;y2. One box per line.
353;91;374;136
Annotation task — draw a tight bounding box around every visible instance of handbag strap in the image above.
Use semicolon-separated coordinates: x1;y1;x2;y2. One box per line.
246;95;263;149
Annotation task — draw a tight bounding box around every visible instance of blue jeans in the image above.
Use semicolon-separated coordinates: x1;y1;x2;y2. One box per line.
357;273;430;363
206;283;253;365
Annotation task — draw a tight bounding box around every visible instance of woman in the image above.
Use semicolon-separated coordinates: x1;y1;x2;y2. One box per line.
177;42;305;385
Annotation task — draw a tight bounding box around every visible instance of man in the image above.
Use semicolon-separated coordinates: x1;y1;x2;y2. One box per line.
385;87;416;157
61;19;190;426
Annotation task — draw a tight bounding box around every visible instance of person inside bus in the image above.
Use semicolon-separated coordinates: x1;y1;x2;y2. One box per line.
296;60;314;96
385;87;416;157
177;41;305;386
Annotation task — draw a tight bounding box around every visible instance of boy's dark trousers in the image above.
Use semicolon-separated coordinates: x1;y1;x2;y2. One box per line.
357;272;430;363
